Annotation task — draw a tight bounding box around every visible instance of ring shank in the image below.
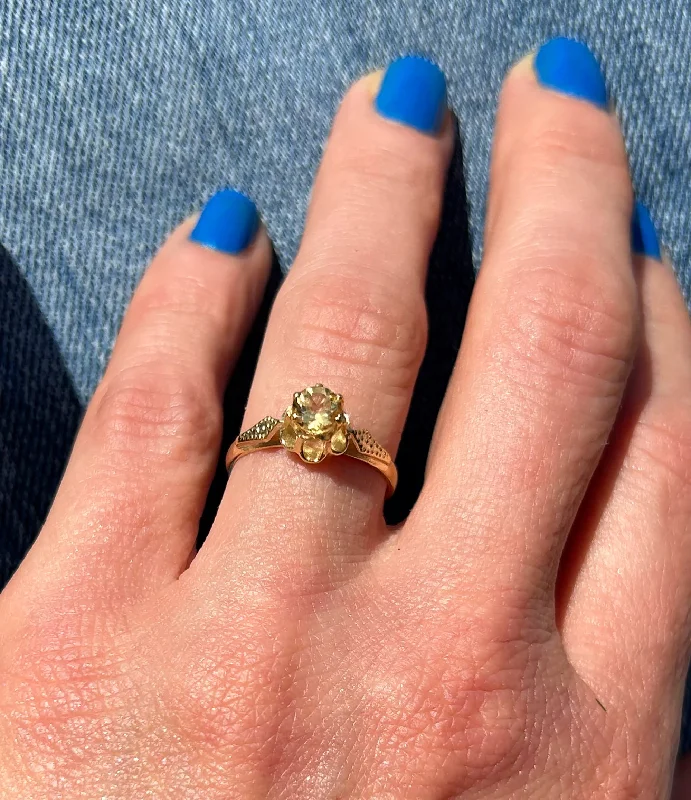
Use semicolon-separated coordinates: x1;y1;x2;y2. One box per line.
226;422;397;497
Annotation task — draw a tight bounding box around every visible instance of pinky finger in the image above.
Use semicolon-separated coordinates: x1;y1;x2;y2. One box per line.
561;204;691;776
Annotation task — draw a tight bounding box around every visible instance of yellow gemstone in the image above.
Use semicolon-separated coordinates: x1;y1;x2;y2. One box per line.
331;427;348;454
301;438;325;463
280;422;297;450
293;384;343;437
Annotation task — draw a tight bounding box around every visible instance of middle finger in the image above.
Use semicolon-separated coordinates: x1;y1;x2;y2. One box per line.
408;40;638;612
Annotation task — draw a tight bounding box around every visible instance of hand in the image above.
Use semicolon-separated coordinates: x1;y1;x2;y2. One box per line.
1;43;690;799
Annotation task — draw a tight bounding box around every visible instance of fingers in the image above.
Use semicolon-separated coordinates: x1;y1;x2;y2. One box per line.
405;40;637;611
9;191;272;604
203;58;453;576
560;228;691;740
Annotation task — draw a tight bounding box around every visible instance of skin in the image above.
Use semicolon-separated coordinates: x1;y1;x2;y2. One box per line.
0;59;690;799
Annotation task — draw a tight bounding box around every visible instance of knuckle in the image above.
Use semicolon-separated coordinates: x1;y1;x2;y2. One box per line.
90;367;220;464
331;141;444;221
496;261;636;395
491;97;632;236
520;118;628;176
135;269;215;318
334;85;447;196
165;620;289;754
0;615;137;770
280;274;427;396
359;630;534;783
496;89;629;179
129;249;251;336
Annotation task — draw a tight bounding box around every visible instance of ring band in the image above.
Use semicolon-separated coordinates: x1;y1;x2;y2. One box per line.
226;384;398;496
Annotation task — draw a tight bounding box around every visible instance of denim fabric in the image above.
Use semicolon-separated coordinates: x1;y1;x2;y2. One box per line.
0;0;690;751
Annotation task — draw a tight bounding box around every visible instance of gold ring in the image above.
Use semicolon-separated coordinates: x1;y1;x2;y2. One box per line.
226;384;397;496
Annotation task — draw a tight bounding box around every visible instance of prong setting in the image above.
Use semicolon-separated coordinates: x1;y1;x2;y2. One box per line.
280;385;350;463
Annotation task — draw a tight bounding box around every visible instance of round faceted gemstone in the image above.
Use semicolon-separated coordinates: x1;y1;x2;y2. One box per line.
293;385;343;437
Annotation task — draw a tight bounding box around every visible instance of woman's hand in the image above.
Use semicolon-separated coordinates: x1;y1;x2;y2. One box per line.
1;42;690;799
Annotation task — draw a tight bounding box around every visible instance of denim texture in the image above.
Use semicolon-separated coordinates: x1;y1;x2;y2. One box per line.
0;0;690;751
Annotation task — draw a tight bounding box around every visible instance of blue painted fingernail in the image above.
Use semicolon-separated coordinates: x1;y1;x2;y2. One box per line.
189;189;259;255
631;201;662;260
534;37;608;109
375;56;447;135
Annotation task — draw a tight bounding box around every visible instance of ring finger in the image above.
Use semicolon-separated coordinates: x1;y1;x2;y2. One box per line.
203;58;453;578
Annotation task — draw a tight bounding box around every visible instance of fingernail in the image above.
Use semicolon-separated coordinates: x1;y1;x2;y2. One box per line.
511;52;536;78
189;189;259;255
375;56;447;135
631;201;662;260
363;69;385;97
534;37;608;109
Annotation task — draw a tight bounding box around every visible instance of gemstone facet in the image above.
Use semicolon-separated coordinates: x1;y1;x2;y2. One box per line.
294;384;342;436
281;384;350;460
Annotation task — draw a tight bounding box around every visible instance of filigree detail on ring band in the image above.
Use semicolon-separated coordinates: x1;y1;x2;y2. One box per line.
226;384;397;496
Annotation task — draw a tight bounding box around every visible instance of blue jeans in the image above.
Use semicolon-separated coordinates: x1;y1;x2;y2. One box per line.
1;0;690;750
